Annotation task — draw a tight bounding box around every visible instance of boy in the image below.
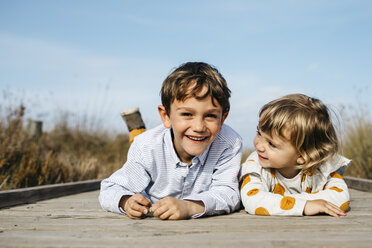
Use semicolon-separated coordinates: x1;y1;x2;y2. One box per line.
99;62;242;220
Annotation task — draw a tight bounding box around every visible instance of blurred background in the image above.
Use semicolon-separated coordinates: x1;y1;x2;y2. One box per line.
1;0;371;189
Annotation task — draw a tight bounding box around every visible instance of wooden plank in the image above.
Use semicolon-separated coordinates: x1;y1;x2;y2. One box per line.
0;175;370;210
0;189;371;247
0;179;101;209
345;176;372;192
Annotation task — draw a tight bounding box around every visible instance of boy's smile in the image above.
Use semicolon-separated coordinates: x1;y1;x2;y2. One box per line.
158;88;228;164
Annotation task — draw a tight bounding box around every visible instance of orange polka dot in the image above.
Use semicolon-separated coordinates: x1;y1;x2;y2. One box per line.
305;187;312;193
280;196;296;210
301;174;306;182
255;207;270;216
240;175;251;189
247;188;259;196
310;191;319;194
330;172;343;179
329;186;343;192
273;183;285;196
248;159;255;162
270;169;276;178
340;201;350;211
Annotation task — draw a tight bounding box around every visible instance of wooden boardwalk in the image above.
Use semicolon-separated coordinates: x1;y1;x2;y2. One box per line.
0;188;372;248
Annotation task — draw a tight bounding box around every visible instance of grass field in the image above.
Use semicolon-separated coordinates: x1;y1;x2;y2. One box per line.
0;102;371;190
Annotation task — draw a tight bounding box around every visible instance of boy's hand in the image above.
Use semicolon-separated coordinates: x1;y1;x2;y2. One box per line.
149;197;205;220
303;199;346;217
120;194;151;220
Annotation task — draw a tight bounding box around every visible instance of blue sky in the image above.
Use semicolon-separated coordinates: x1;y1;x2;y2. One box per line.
1;0;371;148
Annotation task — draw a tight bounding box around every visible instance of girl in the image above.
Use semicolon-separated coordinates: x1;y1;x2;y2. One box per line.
240;94;351;217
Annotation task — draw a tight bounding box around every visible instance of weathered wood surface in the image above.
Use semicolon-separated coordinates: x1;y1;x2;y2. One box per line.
0;189;371;248
0;179;101;209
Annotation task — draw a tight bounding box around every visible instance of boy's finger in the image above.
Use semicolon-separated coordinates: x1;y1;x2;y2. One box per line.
151;205;169;218
127;209;145;219
128;201;149;215
149;200;162;213
132;194;152;207
158;208;174;220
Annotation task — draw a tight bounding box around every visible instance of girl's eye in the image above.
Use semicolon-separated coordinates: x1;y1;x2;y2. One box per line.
256;130;261;136
268;141;276;148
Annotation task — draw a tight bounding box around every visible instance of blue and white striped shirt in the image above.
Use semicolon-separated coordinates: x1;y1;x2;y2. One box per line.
99;124;242;217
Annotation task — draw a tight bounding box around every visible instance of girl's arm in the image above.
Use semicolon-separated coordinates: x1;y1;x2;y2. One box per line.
240;171;307;216
240;153;308;216
288;172;350;212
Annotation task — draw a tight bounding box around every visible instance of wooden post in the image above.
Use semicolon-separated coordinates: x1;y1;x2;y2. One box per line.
27;119;43;140
120;107;146;144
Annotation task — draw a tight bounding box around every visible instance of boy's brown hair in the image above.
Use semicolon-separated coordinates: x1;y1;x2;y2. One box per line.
160;62;231;115
259;93;339;175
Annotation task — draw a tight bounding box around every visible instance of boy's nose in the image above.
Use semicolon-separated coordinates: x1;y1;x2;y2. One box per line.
192;118;206;132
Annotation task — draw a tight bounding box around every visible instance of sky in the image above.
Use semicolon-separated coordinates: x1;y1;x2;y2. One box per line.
0;0;371;149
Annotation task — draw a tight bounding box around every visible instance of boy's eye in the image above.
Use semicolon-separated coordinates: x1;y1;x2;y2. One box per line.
206;114;218;119
181;112;192;117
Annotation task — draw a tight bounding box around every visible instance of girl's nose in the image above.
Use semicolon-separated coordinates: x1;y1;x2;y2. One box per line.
254;136;265;152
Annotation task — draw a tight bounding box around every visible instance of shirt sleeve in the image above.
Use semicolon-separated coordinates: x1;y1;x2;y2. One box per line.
98;140;151;214
288;172;350;211
240;153;307;216
184;137;243;218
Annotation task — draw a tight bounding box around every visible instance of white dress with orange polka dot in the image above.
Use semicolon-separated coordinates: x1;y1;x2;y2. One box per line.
240;151;351;216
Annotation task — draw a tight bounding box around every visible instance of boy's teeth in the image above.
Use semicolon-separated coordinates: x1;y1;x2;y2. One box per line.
188;136;205;141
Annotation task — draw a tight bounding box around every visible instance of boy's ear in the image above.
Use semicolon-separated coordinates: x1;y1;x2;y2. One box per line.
221;112;229;125
158;105;172;128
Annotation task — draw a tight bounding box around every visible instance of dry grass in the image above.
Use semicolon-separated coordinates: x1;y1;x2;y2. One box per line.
0;104;129;190
342;107;372;179
1;99;371;191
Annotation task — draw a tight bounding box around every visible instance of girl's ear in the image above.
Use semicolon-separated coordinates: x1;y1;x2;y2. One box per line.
297;155;305;165
158;105;172;128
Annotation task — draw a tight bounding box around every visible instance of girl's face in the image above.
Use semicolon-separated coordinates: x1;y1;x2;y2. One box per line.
254;126;305;178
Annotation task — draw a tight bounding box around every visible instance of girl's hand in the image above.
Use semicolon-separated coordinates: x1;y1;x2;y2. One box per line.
120;193;152;219
304;199;346;217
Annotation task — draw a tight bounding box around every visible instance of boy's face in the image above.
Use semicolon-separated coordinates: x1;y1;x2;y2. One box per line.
254;123;305;178
158;88;228;164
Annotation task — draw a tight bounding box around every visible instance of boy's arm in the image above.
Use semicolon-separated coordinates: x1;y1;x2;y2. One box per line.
99;141;151;214
183;139;243;217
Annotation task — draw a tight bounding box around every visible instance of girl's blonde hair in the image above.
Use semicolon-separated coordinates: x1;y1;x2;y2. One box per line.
259;94;339;175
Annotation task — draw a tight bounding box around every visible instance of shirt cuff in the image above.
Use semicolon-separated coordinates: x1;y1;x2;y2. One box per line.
295;197;308;216
184;194;215;218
